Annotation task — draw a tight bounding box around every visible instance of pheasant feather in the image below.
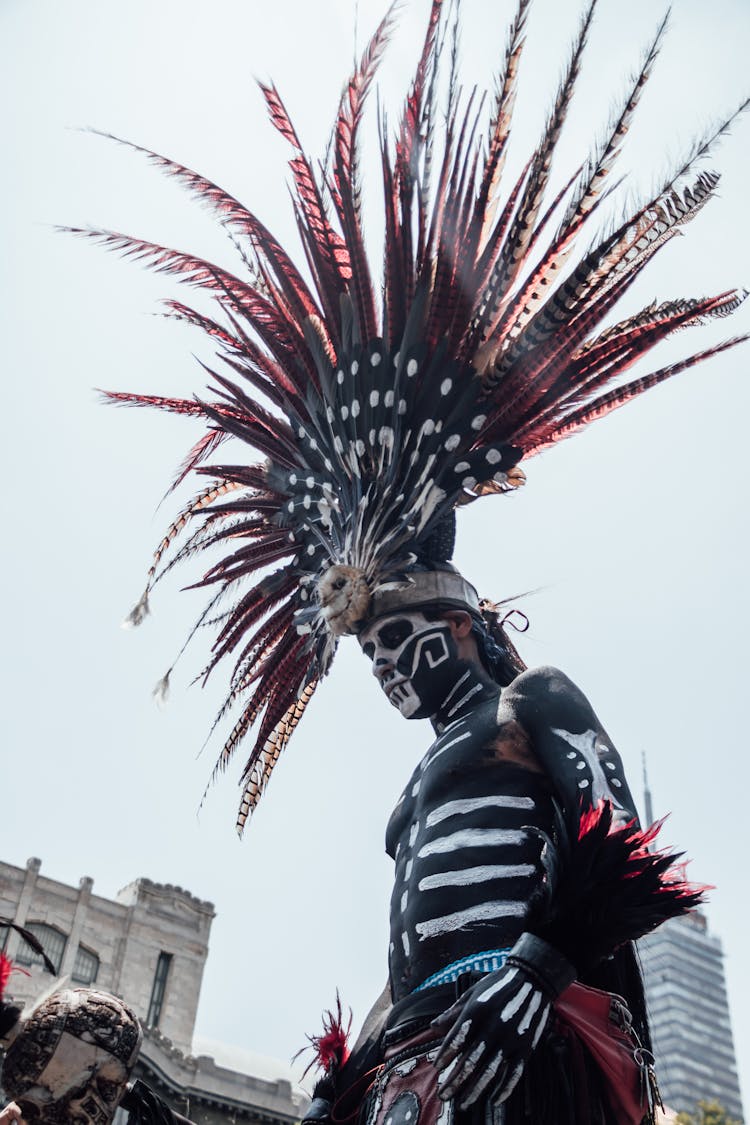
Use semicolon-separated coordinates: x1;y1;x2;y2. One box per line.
83;1;748;830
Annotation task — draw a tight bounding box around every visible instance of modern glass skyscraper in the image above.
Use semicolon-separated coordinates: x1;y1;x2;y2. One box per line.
638;760;744;1121
639;904;744;1120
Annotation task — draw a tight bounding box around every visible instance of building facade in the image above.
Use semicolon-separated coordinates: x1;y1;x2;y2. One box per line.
0;857;304;1125
640;910;744;1122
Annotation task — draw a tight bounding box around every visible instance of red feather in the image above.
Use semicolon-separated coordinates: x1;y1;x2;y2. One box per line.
0;953;29;1001
297;993;352;1078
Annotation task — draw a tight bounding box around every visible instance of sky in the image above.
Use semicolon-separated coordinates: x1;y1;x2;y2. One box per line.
2;0;749;1111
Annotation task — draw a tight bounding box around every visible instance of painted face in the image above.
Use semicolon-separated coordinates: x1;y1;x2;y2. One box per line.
358;610;459;719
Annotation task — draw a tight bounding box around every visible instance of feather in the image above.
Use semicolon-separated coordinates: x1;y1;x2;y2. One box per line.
86;130;318;325
535;801;707;972
295;992;353;1079
92;0;749;830
559;11;669;230
0;953;16;1000
0;921;57;976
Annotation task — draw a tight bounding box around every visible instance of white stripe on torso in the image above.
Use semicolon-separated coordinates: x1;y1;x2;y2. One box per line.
418;863;535;891
425;794;536;828
423;730;472;770
417;828;525;857
416;900;527;939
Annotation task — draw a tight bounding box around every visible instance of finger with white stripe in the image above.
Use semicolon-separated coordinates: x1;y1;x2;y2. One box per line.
437;1039;487;1100
476;967;518;1003
499;980;533;1021
495;1060;525;1105
529;1005;550;1051
432;1016;472;1066
516;988;544;1035
457;1049;506;1108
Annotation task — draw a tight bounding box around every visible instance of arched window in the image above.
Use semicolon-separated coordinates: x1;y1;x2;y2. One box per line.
15;922;67;974
72;945;99;985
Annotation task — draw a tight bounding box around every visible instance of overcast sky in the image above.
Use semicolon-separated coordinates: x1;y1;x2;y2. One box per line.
2;0;749;1111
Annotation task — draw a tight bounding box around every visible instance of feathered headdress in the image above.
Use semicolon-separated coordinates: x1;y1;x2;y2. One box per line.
71;0;748;831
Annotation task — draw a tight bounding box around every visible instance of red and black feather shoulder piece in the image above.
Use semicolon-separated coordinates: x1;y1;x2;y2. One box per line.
535;801;707;973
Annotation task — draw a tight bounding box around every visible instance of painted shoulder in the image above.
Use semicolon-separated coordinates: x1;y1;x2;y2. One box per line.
502;665;598;731
502;666;639;825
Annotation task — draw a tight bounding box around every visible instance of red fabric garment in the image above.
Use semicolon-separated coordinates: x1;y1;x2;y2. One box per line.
555;981;650;1125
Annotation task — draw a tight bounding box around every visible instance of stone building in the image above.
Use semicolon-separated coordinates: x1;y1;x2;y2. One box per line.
0;857;305;1125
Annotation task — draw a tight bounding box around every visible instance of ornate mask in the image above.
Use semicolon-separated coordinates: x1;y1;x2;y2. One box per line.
1;989;142;1125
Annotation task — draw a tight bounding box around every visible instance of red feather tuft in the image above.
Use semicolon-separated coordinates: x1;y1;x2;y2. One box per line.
297;993;352;1078
0;953;12;1000
0;953;29;1001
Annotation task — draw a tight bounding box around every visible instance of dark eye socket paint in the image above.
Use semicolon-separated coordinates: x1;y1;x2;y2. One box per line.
377;619;414;649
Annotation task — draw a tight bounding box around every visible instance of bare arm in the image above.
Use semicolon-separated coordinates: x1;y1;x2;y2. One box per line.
500;666;639;830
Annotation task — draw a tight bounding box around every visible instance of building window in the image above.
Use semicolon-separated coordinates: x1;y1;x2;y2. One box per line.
146;952;172;1028
14;923;67;974
72;945;99;985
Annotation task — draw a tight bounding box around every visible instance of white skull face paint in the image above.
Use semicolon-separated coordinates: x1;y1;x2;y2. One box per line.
358;610;456;719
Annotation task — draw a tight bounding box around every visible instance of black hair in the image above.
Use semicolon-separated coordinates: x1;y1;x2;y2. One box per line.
471;614;527;687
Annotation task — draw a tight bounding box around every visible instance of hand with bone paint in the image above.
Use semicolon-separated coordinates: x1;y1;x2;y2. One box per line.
431;934;576;1108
